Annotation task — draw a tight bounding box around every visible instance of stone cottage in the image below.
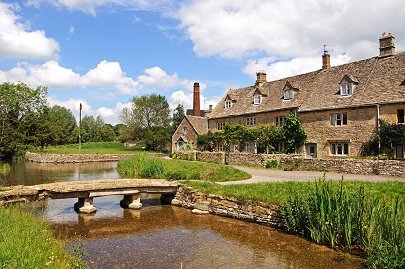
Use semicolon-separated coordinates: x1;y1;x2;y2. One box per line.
173;33;405;159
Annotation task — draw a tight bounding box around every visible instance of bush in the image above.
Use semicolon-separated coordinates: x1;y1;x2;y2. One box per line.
265;159;279;169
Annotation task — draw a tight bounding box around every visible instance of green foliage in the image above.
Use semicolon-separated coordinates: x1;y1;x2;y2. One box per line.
48;105;77;145
0;206;85;268
117;153;250;181
361;120;405;158
120;94;171;150
36;141;139;154
283;113;307;153
172;104;185;134
99;124;116;142
280;179;405;268
253;125;284;153
265;159;279;169
0;82;48;158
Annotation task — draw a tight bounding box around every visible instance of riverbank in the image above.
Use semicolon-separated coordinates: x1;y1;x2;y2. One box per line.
176;179;405;268
26;151;133;163
0;206;84;269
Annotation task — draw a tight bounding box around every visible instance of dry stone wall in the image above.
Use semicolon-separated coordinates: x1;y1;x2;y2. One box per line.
25;152;132;163
172;184;283;228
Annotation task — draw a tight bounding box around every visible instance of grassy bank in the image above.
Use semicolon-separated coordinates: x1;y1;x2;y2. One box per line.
33;142;142;154
118;153;251;182
184;179;405;268
0;206;84;269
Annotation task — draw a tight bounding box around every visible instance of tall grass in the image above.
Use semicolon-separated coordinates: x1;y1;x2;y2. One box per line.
0;206;85;269
118;153;250;182
280;178;405;268
33;142;142;154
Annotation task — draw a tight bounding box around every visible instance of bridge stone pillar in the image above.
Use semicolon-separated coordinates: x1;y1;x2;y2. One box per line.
74;197;96;214
120;193;142;209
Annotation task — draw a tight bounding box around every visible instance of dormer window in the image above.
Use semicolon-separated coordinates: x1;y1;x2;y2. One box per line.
340;83;353;96
283;88;293;100
225;100;232;109
253;95;262;105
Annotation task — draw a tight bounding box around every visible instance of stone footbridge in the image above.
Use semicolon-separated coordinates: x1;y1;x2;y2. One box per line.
0;179;178;213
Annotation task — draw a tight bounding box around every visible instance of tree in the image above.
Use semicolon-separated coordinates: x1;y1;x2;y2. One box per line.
120;94;171;150
0;82;48;157
254;125;284;153
172;104;185;134
48;105;77;145
99;124;116;142
283;113;307;153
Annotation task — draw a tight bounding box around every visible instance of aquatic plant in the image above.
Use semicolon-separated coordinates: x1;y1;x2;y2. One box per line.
0;163;10;176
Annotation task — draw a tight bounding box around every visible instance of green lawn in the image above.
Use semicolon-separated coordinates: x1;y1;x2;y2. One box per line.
33;142;143;154
182;179;405;204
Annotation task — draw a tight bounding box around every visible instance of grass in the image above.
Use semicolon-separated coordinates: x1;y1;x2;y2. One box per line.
117;152;251;182
183;178;405;268
0;206;85;269
32;142;143;154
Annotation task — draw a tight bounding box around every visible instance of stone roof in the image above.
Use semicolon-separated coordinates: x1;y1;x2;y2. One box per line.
209;51;405;119
186;115;208;135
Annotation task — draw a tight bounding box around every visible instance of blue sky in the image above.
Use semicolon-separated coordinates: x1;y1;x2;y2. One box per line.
1;0;404;124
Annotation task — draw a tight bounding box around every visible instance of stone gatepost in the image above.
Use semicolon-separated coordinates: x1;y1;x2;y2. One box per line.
74;197;96;214
120;193;142;209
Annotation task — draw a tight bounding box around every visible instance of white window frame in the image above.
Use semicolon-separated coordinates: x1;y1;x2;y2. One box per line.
340;83;353;96
331;142;349;156
182;127;188;135
330;112;348;126
253;95;262;105
225;100;232;109
245;143;256;153
283;88;293;100
246;116;256;126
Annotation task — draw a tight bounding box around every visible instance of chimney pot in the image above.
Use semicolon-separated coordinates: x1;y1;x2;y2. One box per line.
379;32;395;58
209;105;213;111
255;71;267;86
322;51;331;70
193;82;201;117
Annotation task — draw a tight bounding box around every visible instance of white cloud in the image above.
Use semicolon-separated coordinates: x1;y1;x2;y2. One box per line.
47;96;92;114
169;90;218;112
176;0;405;60
243;54;351;81
0;2;59;60
96;102;130;124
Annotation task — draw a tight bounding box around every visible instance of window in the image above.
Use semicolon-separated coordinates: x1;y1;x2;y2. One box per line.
277;142;285;153
253;95;262;105
331;142;349;156
217;122;225;130
234;145;240;152
330;112;348;126
398;109;404;124
225;100;232;109
283;88;293;100
182;127;188;135
245;143;256;153
218;144;225;152
340;83;353;96
275;116;285;126
246;116;256;126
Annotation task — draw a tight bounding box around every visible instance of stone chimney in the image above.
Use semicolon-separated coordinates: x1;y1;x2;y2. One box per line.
193;82;201;117
255;71;267;86
209;104;213;111
322;49;331;70
379;32;395;58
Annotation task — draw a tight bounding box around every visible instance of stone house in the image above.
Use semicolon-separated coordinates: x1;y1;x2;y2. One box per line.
172;82;209;152
207;33;405;158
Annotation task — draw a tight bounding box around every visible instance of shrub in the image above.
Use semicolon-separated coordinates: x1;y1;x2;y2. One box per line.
265;159;279;169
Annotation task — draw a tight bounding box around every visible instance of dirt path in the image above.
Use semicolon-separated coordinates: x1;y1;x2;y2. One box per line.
219;166;405;185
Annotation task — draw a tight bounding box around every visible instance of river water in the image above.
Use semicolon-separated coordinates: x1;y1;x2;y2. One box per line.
2;161;364;269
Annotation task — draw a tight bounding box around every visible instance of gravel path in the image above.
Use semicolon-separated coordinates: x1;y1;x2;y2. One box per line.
219;166;405;185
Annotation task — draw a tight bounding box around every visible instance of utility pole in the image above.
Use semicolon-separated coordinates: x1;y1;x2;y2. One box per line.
79;103;82;151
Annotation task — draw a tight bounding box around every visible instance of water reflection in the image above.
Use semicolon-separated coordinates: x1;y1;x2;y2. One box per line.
1;161;119;186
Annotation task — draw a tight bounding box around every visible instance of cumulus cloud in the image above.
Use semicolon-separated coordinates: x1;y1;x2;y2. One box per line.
243;54;351;81
0;2;59;60
96;102;131;124
47;96;92;114
176;0;405;60
169;90;219;112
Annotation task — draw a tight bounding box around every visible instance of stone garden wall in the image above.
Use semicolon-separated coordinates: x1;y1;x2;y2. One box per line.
174;151;405;177
172;184;283;228
25;152;132;163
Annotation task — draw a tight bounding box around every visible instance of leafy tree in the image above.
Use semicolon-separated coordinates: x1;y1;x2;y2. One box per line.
283;113;307;153
254;125;284;153
172;104;185;134
120;94;171;150
99;124;116;142
0;82;48;157
48;105;77;145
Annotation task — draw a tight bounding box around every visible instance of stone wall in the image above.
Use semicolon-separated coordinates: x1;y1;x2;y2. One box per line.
174;151;405;177
25;152;133;163
172;184;283;228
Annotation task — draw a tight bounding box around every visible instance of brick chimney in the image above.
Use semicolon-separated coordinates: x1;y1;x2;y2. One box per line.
193;82;201;116
379;32;395;58
322;49;331;70
255;71;267;86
